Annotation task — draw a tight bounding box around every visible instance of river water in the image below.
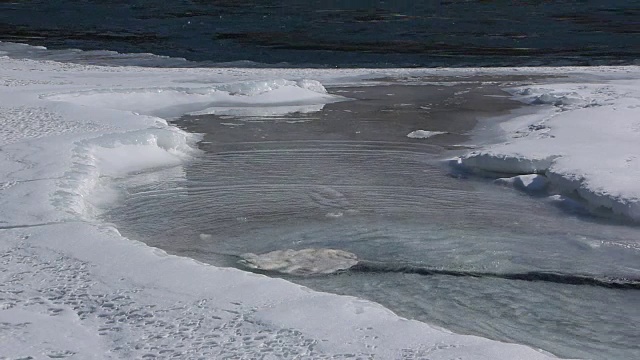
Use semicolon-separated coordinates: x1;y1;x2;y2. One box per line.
1;1;638;67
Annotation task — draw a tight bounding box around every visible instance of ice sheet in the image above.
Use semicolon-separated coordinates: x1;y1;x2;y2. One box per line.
45;79;342;118
5;44;638;358
456;79;640;221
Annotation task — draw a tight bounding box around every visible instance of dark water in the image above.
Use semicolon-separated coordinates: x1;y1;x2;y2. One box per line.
1;0;639;67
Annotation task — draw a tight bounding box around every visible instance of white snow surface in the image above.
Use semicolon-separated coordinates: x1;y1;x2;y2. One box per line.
6;47;639;358
457;76;640;221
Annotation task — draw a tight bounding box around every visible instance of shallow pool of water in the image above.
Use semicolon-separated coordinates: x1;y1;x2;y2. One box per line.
102;80;640;359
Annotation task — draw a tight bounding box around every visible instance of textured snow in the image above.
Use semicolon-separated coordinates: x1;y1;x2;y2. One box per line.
0;50;570;359
457;77;640;221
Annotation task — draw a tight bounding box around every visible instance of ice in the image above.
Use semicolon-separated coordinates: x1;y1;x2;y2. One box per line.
89;128;198;178
456;77;640;221
46;79;342;119
239;248;359;276
494;174;549;192
8;43;636;359
188;103;325;117
407;130;447;139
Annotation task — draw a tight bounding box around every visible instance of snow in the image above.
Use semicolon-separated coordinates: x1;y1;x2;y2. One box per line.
455;78;640;221
6;42;640;358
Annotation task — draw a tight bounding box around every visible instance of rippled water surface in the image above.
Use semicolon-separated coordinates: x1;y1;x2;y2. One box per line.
1;1;638;66
102;80;640;360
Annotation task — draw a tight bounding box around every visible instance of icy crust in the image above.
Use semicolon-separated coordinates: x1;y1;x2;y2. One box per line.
45;79;341;118
188;104;326;118
457;80;640;221
0;55;568;359
56;127;200;219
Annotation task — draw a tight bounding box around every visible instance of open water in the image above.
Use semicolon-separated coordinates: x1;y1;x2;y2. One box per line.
1;1;639;67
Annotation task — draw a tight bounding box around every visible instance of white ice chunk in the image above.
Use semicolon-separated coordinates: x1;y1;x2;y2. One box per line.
240;248;359;276
407;130;447;139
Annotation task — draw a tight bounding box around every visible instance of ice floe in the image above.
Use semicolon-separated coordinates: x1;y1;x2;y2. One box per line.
240;248;359;276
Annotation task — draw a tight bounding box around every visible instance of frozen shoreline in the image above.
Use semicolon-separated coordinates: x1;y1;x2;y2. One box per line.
454;76;640;222
2;44;639;358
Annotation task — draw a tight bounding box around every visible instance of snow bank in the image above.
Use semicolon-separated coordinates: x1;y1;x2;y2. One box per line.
0;52;565;359
56;127;199;218
456;78;640;221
